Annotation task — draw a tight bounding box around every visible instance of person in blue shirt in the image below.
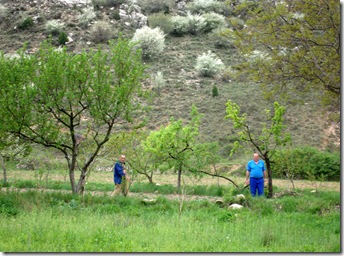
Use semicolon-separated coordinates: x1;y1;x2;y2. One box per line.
112;154;130;196
245;153;267;197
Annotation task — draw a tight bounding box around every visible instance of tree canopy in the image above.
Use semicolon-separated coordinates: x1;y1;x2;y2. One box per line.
228;0;340;118
0;38;147;193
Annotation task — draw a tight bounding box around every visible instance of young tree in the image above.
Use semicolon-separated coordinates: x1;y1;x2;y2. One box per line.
0;133;31;185
0;38;147;194
143;105;202;190
225;100;291;198
227;0;340;119
103;131;157;184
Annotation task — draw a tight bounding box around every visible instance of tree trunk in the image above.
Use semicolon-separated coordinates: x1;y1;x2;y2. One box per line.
265;157;273;198
177;165;182;191
0;154;7;185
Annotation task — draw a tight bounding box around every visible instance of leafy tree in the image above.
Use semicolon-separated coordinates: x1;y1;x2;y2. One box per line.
227;0;340;119
0;38;147;194
225;100;291;198
102;130;157;184
188;141;239;188
143;105;202;190
0;133;31;185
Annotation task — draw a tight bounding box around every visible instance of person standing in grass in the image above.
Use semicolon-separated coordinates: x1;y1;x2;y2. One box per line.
112;154;130;196
245;153;267;197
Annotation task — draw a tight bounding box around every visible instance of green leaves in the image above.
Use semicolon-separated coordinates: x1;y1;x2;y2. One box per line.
228;0;340;113
225;100;291;155
0;37;147;193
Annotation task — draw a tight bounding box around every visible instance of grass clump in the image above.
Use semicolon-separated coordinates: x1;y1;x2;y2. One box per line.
89;21;114;43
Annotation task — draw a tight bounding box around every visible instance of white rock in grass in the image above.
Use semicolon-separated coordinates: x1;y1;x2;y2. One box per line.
235;194;245;200
228;203;243;210
142;198;156;204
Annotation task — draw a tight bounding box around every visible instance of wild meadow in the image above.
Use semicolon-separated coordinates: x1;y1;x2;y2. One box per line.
0;172;340;253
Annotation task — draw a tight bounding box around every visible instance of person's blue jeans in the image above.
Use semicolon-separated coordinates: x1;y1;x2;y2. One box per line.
249;177;264;197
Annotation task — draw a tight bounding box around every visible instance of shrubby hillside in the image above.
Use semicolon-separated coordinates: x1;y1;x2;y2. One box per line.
0;0;340;155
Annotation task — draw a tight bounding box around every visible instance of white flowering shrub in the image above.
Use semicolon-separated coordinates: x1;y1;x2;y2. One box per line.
186;12;206;35
171;15;189;36
195;50;225;77
151;71;165;95
171;13;206;36
201;12;226;33
131;26;165;60
187;0;222;14
78;7;96;27
45;20;65;35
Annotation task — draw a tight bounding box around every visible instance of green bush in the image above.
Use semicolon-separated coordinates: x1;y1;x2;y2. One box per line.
148;13;173;35
271;147;340;181
139;0;175;14
58;31;69;45
212;85;219;97
18;16;34;30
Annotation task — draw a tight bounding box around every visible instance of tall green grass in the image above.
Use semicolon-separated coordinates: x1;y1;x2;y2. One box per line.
0;190;340;252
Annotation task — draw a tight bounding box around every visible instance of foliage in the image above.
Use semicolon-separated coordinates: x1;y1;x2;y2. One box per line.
227;0;340;118
89;21;114;43
201;12;226;33
147;13;174;35
151;71;166;96
17;16;34;30
271;146;340;181
212;85;218;97
143;105;202;189
170;15;189;36
211;27;235;48
78;7;96;27
195;50;225;77
131;26;165;60
45;20;65;36
186;13;206;35
186;0;224;14
58;31;68;45
0;37;147;194
139;0;175;14
225;101;291;197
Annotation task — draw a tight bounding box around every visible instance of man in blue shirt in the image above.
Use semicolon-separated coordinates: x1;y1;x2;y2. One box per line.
112;154;130;196
246;153;266;197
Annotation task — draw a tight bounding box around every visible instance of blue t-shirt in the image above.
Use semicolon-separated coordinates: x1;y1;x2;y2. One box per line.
114;161;126;184
246;160;265;178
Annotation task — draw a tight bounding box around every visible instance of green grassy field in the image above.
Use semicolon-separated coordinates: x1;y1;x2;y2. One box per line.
0;175;340;252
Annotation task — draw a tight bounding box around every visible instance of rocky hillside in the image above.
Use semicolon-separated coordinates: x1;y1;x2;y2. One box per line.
0;0;340;154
